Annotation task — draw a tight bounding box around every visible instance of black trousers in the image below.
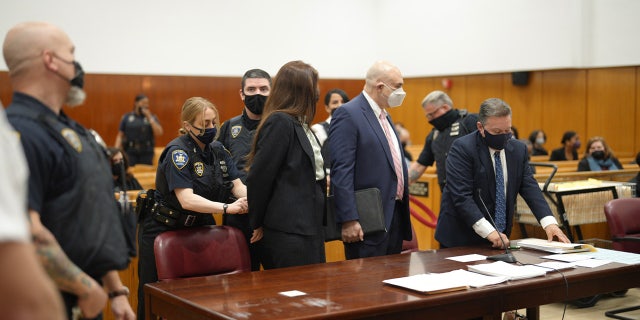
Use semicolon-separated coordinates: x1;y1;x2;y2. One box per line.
259;227;326;270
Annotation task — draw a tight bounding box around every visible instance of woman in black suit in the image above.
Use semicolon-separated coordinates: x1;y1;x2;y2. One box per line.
246;60;326;269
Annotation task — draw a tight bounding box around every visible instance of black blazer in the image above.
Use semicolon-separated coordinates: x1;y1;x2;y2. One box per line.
435;132;554;247
549;147;578;161
247;112;326;236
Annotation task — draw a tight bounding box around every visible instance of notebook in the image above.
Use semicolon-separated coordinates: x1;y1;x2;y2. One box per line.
324;188;386;241
515;238;595;254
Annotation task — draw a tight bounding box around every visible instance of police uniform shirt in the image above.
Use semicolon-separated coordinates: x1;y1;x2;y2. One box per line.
118;111;158;146
7;92;128;278
161;140;241;193
7;93;77;213
217;111;259;182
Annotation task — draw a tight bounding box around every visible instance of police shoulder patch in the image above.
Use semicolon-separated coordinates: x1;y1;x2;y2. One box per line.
231;125;242;138
61;128;82;153
171;149;189;170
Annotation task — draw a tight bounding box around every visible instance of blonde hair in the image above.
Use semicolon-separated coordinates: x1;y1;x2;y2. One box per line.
178;97;220;139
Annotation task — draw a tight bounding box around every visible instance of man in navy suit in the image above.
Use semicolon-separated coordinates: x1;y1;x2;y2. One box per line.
435;98;569;249
329;61;412;259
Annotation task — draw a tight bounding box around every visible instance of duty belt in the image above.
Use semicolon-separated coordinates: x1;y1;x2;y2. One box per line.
151;203;204;227
126;141;152;149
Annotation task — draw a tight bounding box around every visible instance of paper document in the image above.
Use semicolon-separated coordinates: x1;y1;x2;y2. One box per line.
542;252;594;262
584;248;640;265
383;271;469;294
446;254;487;262
574;259;611;268
515;238;594;254
383;269;511;294
467;261;547;280
534;261;576;271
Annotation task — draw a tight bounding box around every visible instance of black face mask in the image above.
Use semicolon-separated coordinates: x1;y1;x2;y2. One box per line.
483;130;512;150
112;162;124;176
591;150;605;160
191;126;217;145
428;109;458;131
70;60;85;89
244;94;267;115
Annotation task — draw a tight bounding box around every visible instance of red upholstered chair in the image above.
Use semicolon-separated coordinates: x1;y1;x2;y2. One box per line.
603;198;640;320
154;225;250;280
604;198;640;253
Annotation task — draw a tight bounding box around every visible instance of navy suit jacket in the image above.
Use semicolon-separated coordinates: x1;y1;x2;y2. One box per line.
435;131;553;247
329;93;412;244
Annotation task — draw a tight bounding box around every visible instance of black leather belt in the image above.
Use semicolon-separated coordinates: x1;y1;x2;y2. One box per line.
151;203;204;227
126;141;152;150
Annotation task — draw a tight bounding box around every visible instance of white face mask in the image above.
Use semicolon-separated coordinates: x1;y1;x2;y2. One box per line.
535;137;545;145
383;83;406;108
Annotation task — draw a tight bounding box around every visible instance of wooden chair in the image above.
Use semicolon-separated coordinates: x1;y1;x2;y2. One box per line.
154;225;250;280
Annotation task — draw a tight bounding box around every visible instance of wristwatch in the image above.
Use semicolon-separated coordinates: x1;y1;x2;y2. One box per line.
108;286;129;299
223;203;228;215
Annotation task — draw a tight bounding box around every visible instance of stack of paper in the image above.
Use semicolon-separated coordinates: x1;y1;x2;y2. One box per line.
383;269;508;294
467;261;547;280
515;238;594;254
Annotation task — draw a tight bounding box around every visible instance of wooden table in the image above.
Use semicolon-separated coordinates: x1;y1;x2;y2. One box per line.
145;246;640;320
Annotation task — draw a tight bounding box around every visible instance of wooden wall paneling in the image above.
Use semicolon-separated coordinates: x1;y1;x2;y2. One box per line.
315;78;365;125
194;76;242;125
66;74;144;146
0;72;11;107
586;67;636;158
142;75;188;146
541;69;587;155
442;75;468;111
464;73;504;114
503;71;543;141
637;67;640;155
392;77;437;147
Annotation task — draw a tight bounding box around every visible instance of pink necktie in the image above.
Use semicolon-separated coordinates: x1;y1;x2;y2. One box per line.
379;110;404;199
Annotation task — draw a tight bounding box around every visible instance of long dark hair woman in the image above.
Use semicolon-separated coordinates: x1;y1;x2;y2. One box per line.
246;60;326;269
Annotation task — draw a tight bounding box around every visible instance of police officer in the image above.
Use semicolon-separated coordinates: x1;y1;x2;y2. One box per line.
217;68;271;270
4;21;134;319
115;93;163;165
408;90;479;191
137;97;256;319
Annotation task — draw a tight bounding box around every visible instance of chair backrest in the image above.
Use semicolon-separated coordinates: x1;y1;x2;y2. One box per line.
603;198;640;253
154;225;250;280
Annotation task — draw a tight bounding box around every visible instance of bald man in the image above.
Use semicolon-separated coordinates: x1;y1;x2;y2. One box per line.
329;61;412;259
4;22;135;320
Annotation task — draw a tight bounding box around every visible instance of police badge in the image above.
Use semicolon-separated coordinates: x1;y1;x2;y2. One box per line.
231;125;242;138
194;162;205;177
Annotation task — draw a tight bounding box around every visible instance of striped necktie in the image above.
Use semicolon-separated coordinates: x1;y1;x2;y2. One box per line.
379;110;404;199
494;150;506;232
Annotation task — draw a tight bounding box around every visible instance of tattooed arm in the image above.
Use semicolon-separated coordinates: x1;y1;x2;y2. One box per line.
30;210;108;319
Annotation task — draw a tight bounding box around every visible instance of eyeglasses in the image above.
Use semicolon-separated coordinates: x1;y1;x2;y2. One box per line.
425;105;445;120
381;82;401;91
